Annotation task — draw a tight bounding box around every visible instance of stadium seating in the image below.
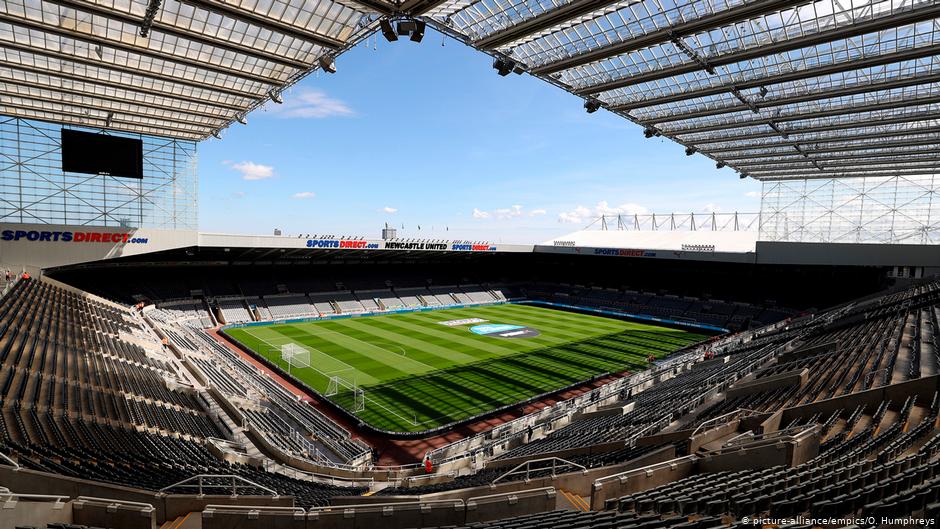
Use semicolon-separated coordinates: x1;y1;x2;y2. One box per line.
0;278;365;509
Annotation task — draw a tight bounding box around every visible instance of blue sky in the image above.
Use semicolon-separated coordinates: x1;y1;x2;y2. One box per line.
199;28;761;244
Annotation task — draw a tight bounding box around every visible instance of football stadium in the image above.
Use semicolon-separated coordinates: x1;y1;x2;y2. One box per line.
2;0;940;528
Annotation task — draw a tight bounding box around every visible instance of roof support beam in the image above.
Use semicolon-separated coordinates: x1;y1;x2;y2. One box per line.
662;94;940;136
626;72;940;123
745;159;940;172
726;137;940;156
46;0;310;70
0;80;230;127
575;5;940;96
707;126;940;154
0;12;281;86
533;0;810;75
688;113;940;144
0;41;260;103
400;0;451;15
614;50;940;110
0;64;236;117
729;147;940;165
475;0;621;50
0;108;204;140
0;100;208;138
750;168;940;179
174;0;351;47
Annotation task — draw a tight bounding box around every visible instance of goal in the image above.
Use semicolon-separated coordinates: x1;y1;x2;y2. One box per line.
280;343;310;371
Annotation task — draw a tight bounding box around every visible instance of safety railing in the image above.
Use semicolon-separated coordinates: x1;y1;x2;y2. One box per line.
491;457;585;485
159;475;278;498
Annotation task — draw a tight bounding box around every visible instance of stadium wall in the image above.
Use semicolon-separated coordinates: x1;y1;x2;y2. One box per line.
0;222;197;272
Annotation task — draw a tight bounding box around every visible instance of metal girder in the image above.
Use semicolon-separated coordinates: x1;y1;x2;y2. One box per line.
741;156;940;171
532;0;811;76
0;99;208;138
0;108;204;140
400;0;452;15
474;0;621;50
707;126;940;154
688;112;940;144
628;72;940;123
614;50;940;110
728;137;940;157
750;168;940;179
575;5;940;96
0;92;215;132
662;95;940;136
47;0;310;70
0;12;281;87
0;40;260;102
0;58;246;115
729;147;940;165
344;0;395;15
758;157;940;169
173;0;351;48
0;80;230;127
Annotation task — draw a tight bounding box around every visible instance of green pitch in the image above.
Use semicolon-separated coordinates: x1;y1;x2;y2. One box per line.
223;303;707;433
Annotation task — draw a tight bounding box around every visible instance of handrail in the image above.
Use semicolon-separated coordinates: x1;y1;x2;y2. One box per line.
308;498;465;513
593;456;698;488
491;457;585;485
203;504;305;514
0;491;69;503
159;475;279;498
0;449;20;470
74;496;155;512
723;423;818;449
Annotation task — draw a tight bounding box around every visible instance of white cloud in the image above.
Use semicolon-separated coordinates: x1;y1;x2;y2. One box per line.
529;209;547;217
381;206;398;214
472;208;491;219
494;205;524;220
703;203;722;213
271;89;353;119
292;191;316;199
229;161;274;181
745;191;761;198
558;201;647;224
231;191;245;199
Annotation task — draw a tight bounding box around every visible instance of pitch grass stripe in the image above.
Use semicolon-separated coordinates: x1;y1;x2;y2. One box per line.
323;319;451;371
266;324;416;382
229;305;707;432
491;303;631;328
435;303;630;335
278;324;433;379
337;318;483;367
490;304;637;332
370;316;526;358
406;307;619;347
241;326;361;375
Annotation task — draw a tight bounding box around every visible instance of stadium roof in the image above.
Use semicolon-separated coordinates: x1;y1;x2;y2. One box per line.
2;0;938;180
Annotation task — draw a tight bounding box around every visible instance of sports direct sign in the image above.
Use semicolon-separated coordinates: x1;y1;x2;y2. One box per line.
1;229;149;244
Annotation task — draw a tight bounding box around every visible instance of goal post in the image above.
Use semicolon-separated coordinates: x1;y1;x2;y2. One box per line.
280;343;310;373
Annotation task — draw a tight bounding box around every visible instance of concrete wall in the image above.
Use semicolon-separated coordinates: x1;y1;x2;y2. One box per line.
203;489;555;529
0;498;72;529
0;466;291;525
590;456;698;510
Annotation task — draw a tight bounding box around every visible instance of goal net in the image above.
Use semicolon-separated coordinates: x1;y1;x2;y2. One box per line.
280;343;310;369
